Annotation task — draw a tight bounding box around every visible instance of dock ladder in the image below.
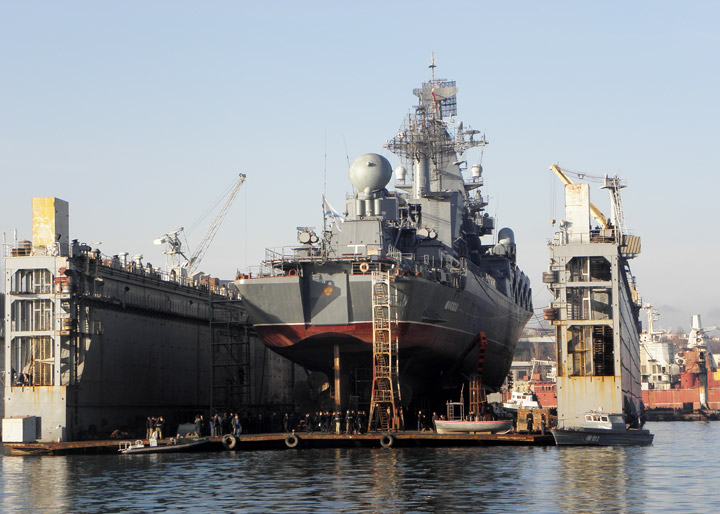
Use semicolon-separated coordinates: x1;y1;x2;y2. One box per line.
469;332;488;416
368;271;404;431
210;295;252;413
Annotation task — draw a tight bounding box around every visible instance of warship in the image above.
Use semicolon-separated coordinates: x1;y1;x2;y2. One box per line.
235;67;533;403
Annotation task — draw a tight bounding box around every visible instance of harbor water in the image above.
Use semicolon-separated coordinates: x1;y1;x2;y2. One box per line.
1;422;718;513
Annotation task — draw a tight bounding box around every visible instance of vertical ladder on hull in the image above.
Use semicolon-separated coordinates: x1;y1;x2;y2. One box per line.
368;271;404;431
469;333;487;418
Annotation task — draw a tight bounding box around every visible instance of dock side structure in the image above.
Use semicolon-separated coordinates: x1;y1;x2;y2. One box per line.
2;198;300;442
545;182;644;428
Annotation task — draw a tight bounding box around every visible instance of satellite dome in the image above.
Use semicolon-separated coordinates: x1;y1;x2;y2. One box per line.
349;153;392;192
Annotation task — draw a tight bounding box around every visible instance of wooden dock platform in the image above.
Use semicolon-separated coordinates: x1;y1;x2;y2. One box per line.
2;431;555;456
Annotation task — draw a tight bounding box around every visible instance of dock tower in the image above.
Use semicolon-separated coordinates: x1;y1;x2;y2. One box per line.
545;170;643;428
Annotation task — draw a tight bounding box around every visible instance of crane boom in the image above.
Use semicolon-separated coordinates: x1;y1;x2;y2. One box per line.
549;164;611;229
186;173;246;274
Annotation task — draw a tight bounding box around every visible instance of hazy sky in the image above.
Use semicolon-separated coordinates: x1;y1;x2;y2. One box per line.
2;1;718;331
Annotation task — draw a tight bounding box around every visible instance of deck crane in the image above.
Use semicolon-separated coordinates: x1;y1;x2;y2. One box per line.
549;164;628;242
155;173;246;280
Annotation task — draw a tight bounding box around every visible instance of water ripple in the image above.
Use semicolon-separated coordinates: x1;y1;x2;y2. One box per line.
1;423;719;513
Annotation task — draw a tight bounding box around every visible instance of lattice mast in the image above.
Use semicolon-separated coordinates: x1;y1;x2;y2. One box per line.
385;56;487;199
368;271;404;431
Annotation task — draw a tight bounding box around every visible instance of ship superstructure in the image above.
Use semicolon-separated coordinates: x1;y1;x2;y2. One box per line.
235;69;533;413
545;167;645;429
639;304;675;390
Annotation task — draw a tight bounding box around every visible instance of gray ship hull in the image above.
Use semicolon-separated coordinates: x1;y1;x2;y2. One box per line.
236;261;531;391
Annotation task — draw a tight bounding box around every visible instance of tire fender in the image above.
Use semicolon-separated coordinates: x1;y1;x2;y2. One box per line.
285;434;299;448
222;434;237;450
380;433;394;448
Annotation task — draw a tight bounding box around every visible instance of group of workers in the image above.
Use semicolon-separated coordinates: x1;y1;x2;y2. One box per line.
291;410;368;434
144;416;166;439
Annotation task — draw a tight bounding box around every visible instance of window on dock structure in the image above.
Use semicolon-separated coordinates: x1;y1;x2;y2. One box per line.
567;257;611;282
11;299;54;331
10;336;54;386
10;269;53;294
592;325;615;376
566;326;593;376
567;288;612;321
563;325;615;377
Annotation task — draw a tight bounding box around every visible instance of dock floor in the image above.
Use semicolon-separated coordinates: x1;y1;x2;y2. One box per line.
3;431;555;456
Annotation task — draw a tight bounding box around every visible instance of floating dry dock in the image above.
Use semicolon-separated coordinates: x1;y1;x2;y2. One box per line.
3;431;554;456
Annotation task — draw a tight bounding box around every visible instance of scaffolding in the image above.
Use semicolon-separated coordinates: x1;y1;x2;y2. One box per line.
469;333;487;416
210;296;252;413
368;271;404;431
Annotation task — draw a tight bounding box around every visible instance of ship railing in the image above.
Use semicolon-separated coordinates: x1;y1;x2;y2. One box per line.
552;229;619;246
256;245;407;277
385;245;403;263
65;246;237;297
460;257;497;289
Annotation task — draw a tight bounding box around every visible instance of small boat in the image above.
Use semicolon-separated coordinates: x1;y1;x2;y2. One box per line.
435;399;513;434
501;391;540;412
551;411;654;446
435;419;513;434
119;437;210;454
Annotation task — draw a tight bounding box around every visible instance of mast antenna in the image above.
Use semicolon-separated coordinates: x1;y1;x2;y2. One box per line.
429;52;436;81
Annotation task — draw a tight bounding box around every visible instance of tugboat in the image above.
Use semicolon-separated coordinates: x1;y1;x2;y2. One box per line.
551;410;653;446
235;62;533;407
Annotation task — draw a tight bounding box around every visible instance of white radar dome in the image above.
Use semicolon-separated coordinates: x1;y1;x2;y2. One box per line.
349;153;392;192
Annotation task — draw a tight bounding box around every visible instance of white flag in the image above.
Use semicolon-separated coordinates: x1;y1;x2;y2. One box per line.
323;196;345;231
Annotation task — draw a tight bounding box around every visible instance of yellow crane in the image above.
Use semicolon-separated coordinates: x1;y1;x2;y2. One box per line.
549;164;612;230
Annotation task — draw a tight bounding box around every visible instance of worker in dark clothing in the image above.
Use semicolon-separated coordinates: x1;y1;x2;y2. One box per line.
357;411;366;434
194;415;203;437
345;410;354;434
232;413;242;436
283;412;290;433
333;411;342;434
146;417;154;439
526;411;534;433
155;416;165;439
540;413;547;435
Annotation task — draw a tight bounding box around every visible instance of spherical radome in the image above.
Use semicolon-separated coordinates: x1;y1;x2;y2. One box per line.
349;153;392;192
